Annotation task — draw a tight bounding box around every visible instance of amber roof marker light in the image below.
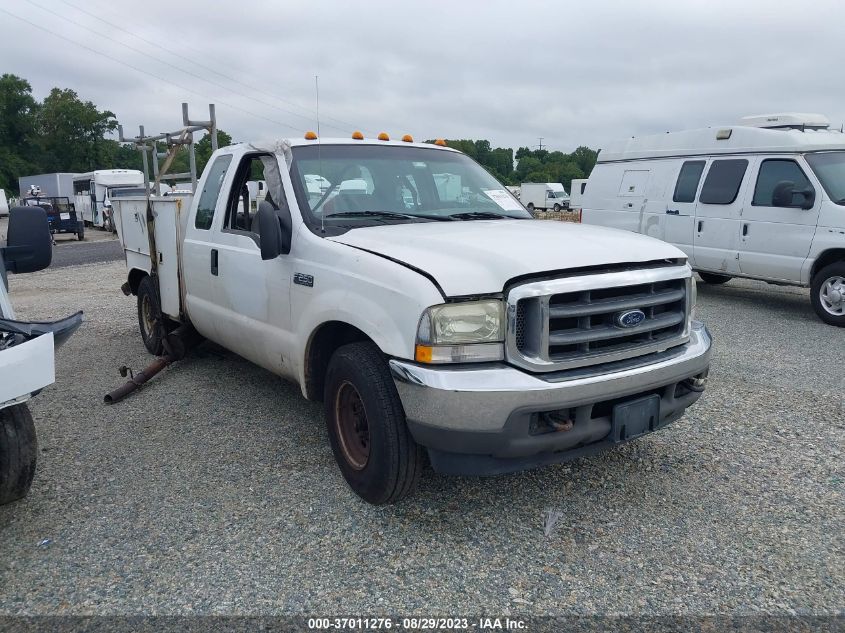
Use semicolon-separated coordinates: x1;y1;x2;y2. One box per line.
401;134;414;143
352;131;364;140
304;130;318;140
434;138;447;146
377;132;390;141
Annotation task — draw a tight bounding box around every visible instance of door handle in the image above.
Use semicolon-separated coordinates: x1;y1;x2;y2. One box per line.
666;209;679;215
211;249;218;276
742;223;749;237
697;220;703;232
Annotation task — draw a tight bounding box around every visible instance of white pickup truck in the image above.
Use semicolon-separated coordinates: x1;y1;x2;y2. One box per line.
113;135;712;504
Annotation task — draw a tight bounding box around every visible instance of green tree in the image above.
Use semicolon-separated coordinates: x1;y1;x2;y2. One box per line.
0;74;39;194
36;87;118;173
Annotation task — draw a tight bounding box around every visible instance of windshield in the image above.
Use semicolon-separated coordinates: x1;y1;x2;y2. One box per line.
289;144;531;226
806;152;845;205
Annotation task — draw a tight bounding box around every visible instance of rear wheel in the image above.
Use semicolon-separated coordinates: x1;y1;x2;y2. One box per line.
0;404;38;506
137;275;169;355
77;223;85;241
698;272;732;285
811;262;845;327
324;342;424;505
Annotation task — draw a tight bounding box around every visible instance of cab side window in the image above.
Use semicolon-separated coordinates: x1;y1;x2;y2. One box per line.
699;159;748;205
195;155;232;230
672;160;705;203
752;159;814;208
224;154;272;234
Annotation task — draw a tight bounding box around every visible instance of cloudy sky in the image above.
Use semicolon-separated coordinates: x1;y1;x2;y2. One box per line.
2;0;844;153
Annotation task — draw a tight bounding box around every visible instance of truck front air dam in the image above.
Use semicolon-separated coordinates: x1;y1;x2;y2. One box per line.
390;322;712;476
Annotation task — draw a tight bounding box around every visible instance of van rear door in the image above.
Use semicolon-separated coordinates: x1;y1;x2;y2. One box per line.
737;157;819;282
693;158;749;275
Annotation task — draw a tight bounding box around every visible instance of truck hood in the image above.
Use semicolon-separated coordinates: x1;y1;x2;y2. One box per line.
328;220;686;296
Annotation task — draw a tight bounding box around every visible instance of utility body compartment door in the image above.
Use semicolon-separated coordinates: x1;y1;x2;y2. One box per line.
737;156;820;283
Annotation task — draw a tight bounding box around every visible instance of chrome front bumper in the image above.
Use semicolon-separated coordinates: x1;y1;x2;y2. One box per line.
390;322;712;474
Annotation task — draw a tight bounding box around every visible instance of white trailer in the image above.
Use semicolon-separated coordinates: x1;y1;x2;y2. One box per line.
73;169;144;230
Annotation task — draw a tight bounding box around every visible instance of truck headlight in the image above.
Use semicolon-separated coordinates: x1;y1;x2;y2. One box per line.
415;300;504;363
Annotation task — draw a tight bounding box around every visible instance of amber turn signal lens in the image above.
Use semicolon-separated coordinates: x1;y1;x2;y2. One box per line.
352;131;364;140
414;344;433;363
377;132;390;141
304;131;318;140
401;134;413;142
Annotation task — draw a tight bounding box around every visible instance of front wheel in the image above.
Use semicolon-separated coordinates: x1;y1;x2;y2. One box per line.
553;203;561;212
811;262;845;326
526;202;535;212
698;272;732;285
0;404;38;506
324;342;424;505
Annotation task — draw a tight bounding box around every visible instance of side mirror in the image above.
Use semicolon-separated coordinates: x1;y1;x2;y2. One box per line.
256;201;292;260
2;207;52;273
772;180;815;209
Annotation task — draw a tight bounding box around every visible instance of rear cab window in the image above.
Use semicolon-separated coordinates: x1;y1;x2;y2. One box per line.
699;159;748;204
194;155;233;230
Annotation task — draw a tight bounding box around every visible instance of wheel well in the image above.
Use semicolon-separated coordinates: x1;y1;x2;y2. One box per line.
304;322;372;401
127;269;148;296
811;250;845;280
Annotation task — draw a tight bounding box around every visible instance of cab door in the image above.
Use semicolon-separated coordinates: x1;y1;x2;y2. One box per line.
182;153;234;343
693;158;749;274
738;157;819;282
209;152;293;376
663;159;706;263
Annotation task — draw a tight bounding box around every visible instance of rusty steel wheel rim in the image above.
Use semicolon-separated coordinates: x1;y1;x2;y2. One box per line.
141;295;155;339
334;381;370;470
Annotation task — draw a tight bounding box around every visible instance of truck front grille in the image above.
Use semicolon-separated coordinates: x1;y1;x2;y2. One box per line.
506;264;692;372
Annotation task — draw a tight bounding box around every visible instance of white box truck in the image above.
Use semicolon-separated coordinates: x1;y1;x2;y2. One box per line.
520;182;570;212
580;113;845;326
113;133;711;504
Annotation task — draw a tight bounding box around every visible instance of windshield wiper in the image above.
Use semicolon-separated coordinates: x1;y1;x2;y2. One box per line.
448;211;515;220
325;211;452;221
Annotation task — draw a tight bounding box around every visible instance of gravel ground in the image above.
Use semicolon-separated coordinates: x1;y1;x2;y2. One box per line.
0;261;842;616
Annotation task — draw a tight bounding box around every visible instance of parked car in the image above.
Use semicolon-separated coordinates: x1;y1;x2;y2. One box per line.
580;113;845;326
520;182;570;212
113;134;712;504
0;207;83;505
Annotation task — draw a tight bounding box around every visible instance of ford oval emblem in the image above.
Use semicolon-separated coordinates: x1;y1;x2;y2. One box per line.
616;309;646;328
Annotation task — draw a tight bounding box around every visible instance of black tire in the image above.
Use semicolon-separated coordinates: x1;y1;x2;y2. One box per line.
137;275;166;355
324;342;424;505
0;404;38;506
77;225;85;241
553;203;561;212
698;272;732;285
526;202;535;211
811;261;845;327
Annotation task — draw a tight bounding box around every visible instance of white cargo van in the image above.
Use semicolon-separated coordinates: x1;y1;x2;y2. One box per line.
581;113;845;326
520;182;570;212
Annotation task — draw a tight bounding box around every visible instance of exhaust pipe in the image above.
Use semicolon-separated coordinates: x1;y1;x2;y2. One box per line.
103;323;203;404
104;356;172;404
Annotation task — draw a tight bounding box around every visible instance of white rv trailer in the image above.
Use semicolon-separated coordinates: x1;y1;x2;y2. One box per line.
73;170;144;230
580;113;845;326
